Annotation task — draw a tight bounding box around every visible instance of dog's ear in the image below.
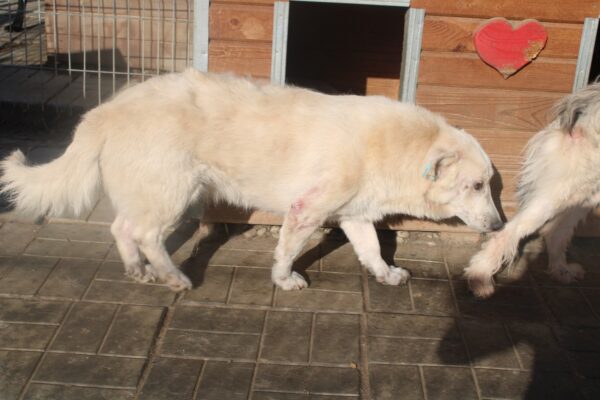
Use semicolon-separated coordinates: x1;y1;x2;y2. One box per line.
422;150;459;181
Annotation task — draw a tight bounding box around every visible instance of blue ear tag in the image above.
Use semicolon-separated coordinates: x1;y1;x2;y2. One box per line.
422;163;436;181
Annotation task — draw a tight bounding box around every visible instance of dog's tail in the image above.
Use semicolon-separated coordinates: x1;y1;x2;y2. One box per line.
0;116;105;219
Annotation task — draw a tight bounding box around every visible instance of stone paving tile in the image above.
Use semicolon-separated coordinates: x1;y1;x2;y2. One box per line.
312;313;360;364
252;393;356;400
0;322;57;350
95;261;131;281
51;302;117;353
366;276;412;313
0;350;42;400
100;305;165;356
399;259;447;279
261;311;312;363
24;238;111;259
228;267;274;306
307;271;362;292
507;322;571;372
422;366;478;400
0;256;57;295
321;242;362;274
0;222;40;256
195;361;254;400
161;329;261;360
394;236;443;262
84;280;177;306
582;288;600;316
24;384;135;400
35;353;146;388
367;313;460;338
0;298;70;324
181;266;234;304
138;357;203;400
410;278;456;315
207;249;274;268
540;287;600;327
275;287;363;312
459;319;521;368
37;222;113;242
369;364;423;400
170;306;265;333
254;364;360;395
368;335;469;365
475;369;577;400
37;258;99;299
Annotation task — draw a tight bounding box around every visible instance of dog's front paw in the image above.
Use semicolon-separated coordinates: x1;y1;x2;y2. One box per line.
274;271;308;291
376;266;410;285
548;262;585;284
466;274;495;298
164;270;193;292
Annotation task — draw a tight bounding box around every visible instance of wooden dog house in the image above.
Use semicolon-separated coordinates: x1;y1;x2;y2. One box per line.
45;0;600;232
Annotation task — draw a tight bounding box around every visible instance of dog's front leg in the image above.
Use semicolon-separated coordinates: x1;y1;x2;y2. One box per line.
340;220;410;285
272;210;324;291
465;199;568;298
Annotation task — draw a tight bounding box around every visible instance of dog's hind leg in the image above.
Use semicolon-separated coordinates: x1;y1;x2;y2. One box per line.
541;207;590;284
136;227;193;291
340;220;410;285
111;215;157;283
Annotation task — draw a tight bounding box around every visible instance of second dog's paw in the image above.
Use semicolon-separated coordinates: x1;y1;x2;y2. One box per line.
274;271;308;291
548;262;585;284
165;270;193;292
377;266;410;285
467;276;495;298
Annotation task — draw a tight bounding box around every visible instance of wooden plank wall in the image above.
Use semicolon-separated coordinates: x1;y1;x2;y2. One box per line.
411;0;598;218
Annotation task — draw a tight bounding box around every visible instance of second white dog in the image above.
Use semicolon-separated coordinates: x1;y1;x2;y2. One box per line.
1;70;502;291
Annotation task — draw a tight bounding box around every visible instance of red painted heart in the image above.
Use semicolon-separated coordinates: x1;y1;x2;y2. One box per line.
473;18;548;79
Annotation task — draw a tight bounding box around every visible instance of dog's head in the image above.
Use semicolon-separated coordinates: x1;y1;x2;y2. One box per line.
555;81;600;143
423;127;503;232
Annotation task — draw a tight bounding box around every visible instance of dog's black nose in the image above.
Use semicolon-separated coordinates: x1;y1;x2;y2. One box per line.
490;220;504;231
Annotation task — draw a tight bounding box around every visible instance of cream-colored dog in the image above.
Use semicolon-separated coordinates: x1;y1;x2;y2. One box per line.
1;69;502;291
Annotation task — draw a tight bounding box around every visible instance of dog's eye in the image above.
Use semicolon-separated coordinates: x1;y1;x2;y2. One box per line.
473;182;483;191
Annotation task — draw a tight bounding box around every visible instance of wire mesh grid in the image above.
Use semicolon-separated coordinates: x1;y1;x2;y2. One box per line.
0;0;195;107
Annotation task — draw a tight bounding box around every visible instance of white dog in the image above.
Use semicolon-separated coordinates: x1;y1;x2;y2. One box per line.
465;82;600;298
1;69;502;291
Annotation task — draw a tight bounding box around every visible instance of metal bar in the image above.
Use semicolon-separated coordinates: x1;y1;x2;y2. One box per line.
186;0;192;67
112;0;117;94
399;8;425;103
141;0;146;79
127;0;131;86
67;0;72;76
270;1;289;85
82;0;87;99
573;17;599;91
290;0;410;6
172;0;177;72
157;2;162;75
38;0;43;69
97;0;102;104
193;0;210;71
52;0;58;71
7;0;13;64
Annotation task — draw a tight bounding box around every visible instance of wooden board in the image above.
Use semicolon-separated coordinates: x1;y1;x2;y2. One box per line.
418;52;576;92
210;2;273;42
412;0;600;23
208;40;272;77
416;85;564;131
422;16;583;59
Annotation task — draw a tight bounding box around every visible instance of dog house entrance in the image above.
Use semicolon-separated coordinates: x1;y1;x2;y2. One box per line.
272;0;423;101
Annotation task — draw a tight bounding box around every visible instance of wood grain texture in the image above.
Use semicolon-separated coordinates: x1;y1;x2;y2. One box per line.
208;40;272;77
412;0;600;23
418;52;576;92
210;3;273;42
416;85;563;131
422;16;583;59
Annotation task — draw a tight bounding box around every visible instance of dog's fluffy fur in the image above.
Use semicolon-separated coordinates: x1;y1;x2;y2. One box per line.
1;69;501;291
465;82;600;298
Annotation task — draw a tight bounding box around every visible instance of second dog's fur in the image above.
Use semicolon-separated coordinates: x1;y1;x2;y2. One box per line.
465;82;600;298
1;70;502;291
